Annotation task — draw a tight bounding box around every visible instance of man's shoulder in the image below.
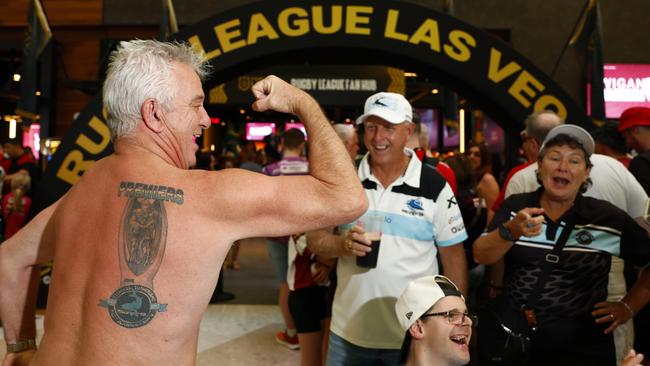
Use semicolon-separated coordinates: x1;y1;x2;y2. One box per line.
506;161;533;178
417;161;448;201
509;162;537;183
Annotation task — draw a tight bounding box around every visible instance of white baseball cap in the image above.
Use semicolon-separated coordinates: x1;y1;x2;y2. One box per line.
540;124;595;157
395;275;464;333
395;275;464;363
356;92;413;125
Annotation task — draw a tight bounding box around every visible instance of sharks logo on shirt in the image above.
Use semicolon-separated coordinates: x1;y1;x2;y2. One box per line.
575;230;595;245
403;198;424;216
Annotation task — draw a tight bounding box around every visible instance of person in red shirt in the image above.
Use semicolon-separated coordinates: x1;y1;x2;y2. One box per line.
2;173;31;239
0;144;12;176
593;121;632;168
3;140;38;196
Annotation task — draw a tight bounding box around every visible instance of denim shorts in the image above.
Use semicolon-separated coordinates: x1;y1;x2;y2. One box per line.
326;331;401;366
268;239;288;283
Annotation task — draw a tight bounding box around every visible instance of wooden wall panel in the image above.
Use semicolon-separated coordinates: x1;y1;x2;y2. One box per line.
54;37;100;134
0;0;103;26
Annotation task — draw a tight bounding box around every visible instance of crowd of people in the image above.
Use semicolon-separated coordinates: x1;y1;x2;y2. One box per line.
0;140;38;241
0;39;648;366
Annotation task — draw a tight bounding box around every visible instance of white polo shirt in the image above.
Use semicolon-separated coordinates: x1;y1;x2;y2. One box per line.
330;149;467;349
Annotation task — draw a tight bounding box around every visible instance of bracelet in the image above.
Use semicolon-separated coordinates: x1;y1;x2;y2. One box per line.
6;339;36;353
619;300;635;317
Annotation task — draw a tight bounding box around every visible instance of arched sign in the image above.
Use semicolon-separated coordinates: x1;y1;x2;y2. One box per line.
32;0;592;212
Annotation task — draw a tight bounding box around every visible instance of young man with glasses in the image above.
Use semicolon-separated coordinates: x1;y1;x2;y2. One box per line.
395;275;475;366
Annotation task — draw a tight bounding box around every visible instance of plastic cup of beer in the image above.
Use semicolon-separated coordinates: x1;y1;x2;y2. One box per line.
356;214;384;268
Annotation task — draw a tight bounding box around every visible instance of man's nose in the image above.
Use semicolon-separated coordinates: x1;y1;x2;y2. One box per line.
200;107;211;128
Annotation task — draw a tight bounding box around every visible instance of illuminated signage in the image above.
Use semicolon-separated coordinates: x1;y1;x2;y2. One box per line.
246;122;276;141
603;64;650;118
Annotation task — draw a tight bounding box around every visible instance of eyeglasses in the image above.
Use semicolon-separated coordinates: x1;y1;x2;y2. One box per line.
421;310;477;325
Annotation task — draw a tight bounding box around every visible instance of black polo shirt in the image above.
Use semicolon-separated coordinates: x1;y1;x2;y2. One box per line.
487;188;650;319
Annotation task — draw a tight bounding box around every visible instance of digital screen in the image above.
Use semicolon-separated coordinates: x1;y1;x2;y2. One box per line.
603;63;650;118
246;122;276;141
284;122;307;138
22;124;40;160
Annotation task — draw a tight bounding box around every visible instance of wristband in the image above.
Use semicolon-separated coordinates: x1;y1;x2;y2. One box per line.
497;222;516;241
619;300;635;317
6;339;36;353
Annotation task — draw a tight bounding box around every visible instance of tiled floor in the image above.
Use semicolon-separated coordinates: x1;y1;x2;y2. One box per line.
196;304;300;365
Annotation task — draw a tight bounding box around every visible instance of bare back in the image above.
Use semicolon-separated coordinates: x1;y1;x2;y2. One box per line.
5;73;367;366
32;155;232;366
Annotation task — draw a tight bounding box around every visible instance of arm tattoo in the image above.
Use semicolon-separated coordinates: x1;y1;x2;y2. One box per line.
99;181;184;328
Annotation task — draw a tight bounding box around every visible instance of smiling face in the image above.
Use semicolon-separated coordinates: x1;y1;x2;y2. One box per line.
420;296;472;366
363;116;413;168
538;144;591;202
159;62;210;168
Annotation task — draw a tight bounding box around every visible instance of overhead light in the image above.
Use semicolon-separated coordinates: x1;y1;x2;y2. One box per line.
344;118;351;123
13;74;21;82
404;72;417;77
459;109;465;153
9;119;17;139
210;144;215;151
431;89;439;94
35;91;41;96
239;109;246;114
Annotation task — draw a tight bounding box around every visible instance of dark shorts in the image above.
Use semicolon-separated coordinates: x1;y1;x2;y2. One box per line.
288;286;330;333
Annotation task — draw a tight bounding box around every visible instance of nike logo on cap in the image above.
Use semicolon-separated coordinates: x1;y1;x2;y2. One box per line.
373;97;388;107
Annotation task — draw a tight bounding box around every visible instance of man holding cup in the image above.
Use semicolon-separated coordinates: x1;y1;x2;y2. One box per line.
308;92;468;365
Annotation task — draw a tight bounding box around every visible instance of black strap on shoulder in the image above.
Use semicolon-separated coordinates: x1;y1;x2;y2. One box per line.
526;216;575;309
422;155;439;167
393;160;447;201
419;160;447;201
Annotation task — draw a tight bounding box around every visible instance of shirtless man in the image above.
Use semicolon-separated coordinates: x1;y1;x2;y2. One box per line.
0;40;367;366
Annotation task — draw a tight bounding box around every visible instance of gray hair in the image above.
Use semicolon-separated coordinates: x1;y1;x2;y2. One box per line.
524;110;564;143
103;39;211;140
333;123;356;142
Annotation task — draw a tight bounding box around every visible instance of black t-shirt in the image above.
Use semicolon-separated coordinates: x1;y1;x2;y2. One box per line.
488;188;650;320
629;151;650;195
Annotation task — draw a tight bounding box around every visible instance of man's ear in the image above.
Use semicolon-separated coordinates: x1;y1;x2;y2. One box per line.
404;122;416;140
530;138;541;153
141;99;165;133
409;320;426;340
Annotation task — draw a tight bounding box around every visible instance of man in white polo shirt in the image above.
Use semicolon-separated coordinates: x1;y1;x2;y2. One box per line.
308;92;468;365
